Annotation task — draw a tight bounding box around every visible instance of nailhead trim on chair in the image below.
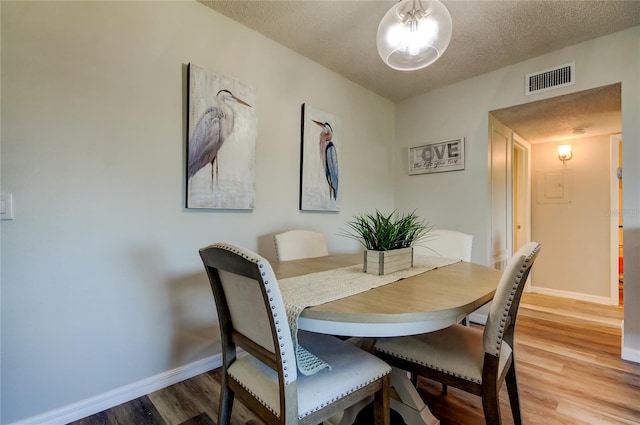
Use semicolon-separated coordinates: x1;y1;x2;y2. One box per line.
207;242;393;424
213;243;296;385
231;372;390;419
213;242;262;263
489;245;540;357
377;244;540;384
375;348;482;384
229;376;281;418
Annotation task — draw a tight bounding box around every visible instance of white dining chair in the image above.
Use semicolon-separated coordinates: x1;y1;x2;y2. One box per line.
414;229;473;261
199;242;391;425
415;229;474;326
375;242;541;425
274;229;329;261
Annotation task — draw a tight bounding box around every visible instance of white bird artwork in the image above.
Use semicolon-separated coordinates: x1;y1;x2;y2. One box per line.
188;89;251;185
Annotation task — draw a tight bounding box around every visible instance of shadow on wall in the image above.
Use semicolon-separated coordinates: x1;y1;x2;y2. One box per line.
168;270;221;368
129;247;220;369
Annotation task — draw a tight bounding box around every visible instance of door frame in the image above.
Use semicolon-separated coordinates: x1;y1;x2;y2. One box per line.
610;134;622;305
513;133;533;289
477;118;532;326
488;114;513;270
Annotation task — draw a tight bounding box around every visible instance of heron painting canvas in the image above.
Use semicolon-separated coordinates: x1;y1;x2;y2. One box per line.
300;104;341;212
187;63;257;209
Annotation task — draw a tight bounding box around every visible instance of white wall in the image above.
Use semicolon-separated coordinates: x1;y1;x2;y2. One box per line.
0;1;395;422
3;3;639;422
530;137;611;301
394;28;640;360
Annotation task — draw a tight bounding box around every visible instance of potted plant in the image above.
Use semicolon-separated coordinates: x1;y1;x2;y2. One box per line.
341;210;433;275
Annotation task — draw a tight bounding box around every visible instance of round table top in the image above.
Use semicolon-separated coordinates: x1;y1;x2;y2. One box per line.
271;254;501;337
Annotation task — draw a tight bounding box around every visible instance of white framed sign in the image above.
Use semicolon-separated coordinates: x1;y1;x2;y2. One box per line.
408;137;465;175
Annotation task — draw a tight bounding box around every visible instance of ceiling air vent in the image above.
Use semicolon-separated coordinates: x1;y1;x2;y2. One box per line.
525;62;575;95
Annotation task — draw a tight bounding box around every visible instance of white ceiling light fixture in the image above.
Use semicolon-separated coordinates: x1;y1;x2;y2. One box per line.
376;0;453;71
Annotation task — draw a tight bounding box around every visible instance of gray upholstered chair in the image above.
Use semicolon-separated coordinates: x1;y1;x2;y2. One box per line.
414;229;473;262
274;230;329;261
375;242;541;425
199;243;391;425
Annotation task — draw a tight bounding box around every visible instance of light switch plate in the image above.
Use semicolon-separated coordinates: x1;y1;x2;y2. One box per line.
0;193;14;220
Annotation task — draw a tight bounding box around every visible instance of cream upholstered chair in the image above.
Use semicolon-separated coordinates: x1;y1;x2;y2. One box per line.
274;230;329;261
375;242;541;425
415;229;474;326
414;229;473;261
199;243;391;425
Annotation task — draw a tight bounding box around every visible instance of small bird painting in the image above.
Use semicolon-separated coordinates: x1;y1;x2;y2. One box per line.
312;120;339;201
188;89;251;186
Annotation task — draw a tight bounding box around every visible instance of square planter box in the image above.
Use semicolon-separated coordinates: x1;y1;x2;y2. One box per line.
363;247;414;275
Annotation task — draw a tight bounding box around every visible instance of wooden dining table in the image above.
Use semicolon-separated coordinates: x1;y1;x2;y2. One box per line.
271;253;502;425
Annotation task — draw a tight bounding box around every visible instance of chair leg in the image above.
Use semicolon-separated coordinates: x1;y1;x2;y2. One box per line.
218;378;235;425
374;374;391;425
506;362;522;425
481;382;502;425
442;383;448;395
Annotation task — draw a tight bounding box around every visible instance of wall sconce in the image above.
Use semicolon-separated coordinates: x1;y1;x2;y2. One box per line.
558;144;573;163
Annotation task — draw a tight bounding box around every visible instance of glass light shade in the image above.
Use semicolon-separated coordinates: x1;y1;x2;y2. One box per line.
558;144;573;162
377;0;452;71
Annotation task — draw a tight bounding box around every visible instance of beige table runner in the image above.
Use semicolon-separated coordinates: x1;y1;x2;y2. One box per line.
279;255;460;375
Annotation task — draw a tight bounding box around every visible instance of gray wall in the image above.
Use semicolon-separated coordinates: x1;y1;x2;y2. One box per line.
0;2;395;422
2;1;639;423
393;27;640;363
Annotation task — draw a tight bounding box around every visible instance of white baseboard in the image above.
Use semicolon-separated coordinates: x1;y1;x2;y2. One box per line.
621;321;640;364
10;354;223;425
622;346;640;363
529;286;612;305
468;312;488;325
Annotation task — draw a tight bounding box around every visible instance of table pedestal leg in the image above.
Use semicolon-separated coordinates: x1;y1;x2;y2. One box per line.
325;396;372;425
391;367;440;425
326;368;439;425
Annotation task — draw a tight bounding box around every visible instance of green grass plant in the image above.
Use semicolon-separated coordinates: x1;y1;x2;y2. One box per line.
341;210;433;251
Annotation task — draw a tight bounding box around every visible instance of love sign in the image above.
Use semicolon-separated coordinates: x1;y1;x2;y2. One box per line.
408;137;465;175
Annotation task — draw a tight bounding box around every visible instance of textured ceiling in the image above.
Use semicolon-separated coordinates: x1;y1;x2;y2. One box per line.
491;83;621;143
199;0;638;142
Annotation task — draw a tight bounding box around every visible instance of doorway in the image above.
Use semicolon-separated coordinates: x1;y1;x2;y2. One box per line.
472;116;532;326
488;115;532;272
490;84;622;306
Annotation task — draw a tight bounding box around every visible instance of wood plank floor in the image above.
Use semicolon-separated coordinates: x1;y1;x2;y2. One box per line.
69;293;639;425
